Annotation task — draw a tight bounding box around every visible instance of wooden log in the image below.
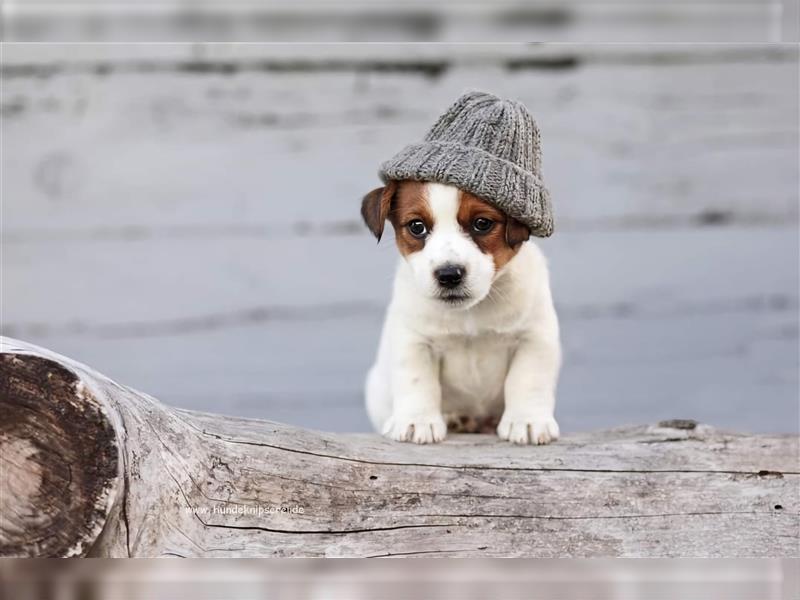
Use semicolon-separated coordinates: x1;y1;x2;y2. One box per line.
0;336;797;558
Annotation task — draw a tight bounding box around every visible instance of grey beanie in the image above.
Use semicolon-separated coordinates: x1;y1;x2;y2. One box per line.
379;90;553;237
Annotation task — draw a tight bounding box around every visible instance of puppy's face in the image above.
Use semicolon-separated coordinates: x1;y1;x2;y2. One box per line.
361;180;530;308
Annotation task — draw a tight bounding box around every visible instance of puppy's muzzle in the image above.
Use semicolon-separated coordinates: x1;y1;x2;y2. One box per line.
434;264;466;289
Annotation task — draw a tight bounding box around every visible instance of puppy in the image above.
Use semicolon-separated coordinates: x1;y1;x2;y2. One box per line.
362;179;561;444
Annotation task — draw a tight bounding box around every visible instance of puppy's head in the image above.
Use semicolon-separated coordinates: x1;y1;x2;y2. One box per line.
361;180;530;308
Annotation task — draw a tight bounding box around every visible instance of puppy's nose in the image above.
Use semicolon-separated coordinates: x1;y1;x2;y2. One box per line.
434;264;465;288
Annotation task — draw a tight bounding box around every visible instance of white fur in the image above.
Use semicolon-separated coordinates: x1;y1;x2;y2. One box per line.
365;182;562;444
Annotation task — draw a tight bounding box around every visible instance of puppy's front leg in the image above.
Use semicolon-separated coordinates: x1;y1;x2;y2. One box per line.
498;321;562;446
384;331;446;444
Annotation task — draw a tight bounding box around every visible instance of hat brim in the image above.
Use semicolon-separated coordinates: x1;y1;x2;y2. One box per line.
378;141;553;238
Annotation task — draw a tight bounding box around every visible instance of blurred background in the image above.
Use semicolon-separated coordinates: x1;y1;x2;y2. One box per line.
2;2;799;435
1;559;797;600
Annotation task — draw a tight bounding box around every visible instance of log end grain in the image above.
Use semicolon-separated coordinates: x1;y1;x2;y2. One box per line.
0;354;120;557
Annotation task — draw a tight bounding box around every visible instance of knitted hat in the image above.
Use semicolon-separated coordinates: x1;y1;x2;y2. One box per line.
379;90;553;237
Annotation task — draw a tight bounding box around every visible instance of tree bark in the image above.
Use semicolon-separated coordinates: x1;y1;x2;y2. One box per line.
1;336;797;558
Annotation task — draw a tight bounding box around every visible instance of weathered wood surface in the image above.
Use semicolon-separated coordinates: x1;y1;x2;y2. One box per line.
1;337;797;558
3;44;798;434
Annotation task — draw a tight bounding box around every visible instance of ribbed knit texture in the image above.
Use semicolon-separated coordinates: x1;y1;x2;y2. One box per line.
379;90;553;237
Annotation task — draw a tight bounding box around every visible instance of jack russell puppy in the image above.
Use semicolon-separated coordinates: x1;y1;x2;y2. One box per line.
361;179;561;445
361;90;560;445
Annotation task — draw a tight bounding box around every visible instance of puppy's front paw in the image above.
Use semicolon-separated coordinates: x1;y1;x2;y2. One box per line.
383;413;447;444
497;412;559;445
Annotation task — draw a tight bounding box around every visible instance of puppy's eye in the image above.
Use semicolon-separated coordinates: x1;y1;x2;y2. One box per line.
407;219;428;238
472;217;495;234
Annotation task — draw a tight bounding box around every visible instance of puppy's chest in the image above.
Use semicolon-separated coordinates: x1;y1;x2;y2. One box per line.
432;333;517;413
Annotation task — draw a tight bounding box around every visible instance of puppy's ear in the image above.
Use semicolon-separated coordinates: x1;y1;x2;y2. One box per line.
360;180;397;241
505;217;531;248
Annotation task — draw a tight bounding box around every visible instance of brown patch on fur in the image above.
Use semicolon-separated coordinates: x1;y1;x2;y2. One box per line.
445;413;500;434
457;190;530;271
389;181;433;256
360;180;398;241
505;216;531;248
